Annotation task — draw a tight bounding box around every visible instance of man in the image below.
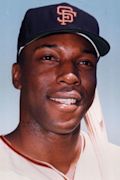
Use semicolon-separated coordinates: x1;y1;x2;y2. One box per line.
0;2;119;180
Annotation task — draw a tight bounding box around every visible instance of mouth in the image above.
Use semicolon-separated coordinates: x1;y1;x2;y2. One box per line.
49;97;78;105
48;90;81;112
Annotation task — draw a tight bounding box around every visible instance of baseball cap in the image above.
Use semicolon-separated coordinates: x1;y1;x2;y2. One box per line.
17;2;110;58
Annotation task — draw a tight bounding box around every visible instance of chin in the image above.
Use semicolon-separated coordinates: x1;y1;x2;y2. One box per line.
51;118;81;135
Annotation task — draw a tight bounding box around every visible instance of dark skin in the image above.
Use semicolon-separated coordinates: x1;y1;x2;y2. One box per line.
6;33;98;179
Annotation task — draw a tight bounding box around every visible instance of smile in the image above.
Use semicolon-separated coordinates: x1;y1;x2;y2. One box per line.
50;98;77;105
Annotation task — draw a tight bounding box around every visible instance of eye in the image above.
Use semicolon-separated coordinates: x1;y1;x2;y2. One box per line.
79;60;94;67
77;59;97;68
34;48;60;64
41;55;57;61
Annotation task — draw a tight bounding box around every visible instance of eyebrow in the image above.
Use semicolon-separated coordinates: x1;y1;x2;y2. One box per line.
35;44;97;58
83;48;97;57
35;44;58;50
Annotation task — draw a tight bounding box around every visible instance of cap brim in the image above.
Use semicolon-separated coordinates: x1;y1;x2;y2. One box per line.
19;29;110;57
36;29;110;56
81;31;110;56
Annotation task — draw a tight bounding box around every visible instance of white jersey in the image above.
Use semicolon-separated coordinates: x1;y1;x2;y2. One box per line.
0;132;120;180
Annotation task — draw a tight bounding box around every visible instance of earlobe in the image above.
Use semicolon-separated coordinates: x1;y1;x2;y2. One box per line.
12;63;22;89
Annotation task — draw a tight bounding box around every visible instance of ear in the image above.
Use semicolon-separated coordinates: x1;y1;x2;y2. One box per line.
12;63;22;89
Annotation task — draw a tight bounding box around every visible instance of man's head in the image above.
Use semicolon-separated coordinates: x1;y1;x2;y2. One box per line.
12;3;110;134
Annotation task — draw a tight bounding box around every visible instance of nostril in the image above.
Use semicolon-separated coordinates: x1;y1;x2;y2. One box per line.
57;73;80;85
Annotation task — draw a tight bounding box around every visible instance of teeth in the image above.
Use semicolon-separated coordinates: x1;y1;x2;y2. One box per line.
50;98;77;105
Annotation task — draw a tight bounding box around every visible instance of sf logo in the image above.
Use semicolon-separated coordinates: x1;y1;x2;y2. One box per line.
57;6;77;25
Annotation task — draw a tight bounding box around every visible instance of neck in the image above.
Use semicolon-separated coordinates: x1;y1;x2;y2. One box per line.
5;119;83;176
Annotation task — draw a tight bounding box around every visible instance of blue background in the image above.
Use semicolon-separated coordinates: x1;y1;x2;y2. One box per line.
0;0;120;145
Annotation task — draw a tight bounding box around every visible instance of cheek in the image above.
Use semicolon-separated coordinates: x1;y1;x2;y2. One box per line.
21;62;56;89
81;70;97;90
80;70;97;108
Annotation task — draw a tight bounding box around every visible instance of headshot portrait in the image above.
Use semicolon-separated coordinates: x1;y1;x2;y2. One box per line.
0;0;120;180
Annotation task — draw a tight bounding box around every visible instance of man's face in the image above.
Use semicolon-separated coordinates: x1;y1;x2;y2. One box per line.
15;33;98;134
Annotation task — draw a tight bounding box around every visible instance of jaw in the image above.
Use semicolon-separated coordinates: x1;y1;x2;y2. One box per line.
40;98;86;135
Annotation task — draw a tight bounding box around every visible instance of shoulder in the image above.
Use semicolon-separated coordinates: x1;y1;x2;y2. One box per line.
0;137;9;161
108;143;120;159
0;171;31;180
108;143;120;165
106;143;120;178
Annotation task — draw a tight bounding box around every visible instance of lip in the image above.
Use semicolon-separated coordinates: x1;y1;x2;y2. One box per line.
48;90;81;101
48;90;81;112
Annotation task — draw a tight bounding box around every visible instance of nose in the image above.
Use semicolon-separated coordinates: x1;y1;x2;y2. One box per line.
57;62;80;86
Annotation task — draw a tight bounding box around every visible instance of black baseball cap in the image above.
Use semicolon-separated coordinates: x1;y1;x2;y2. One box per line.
17;2;110;58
